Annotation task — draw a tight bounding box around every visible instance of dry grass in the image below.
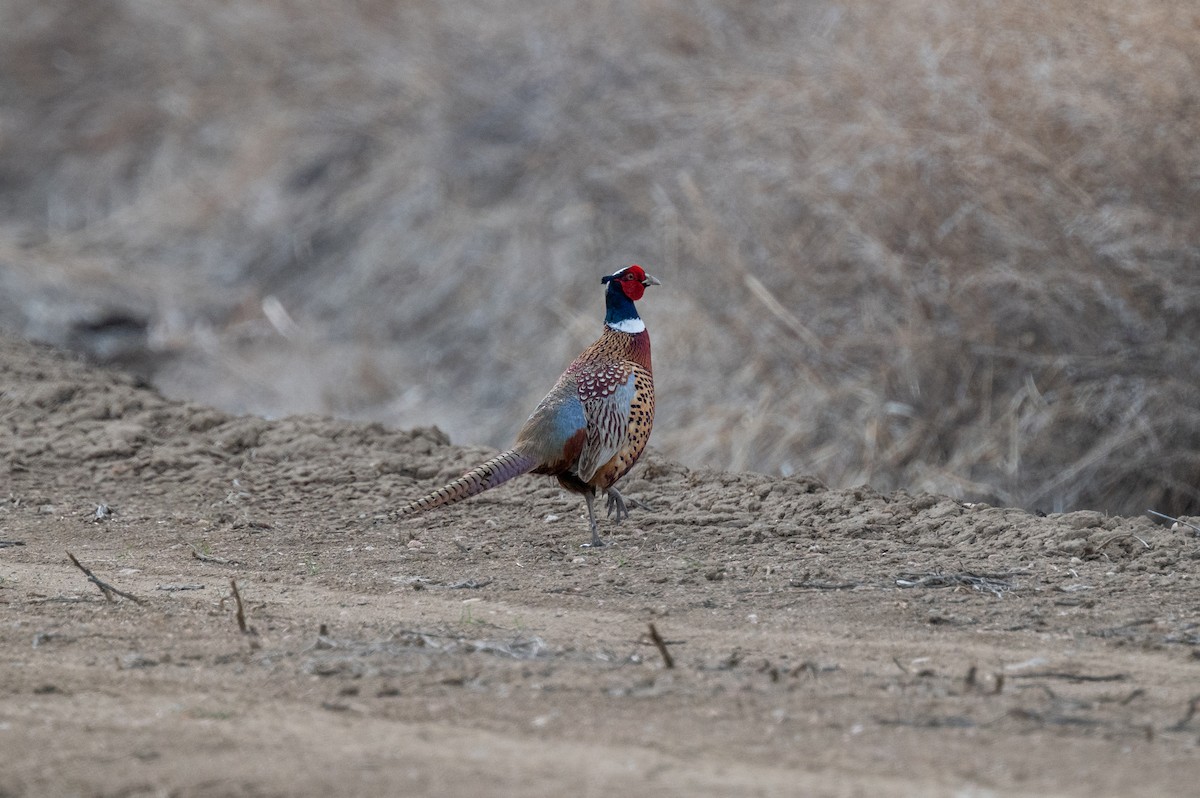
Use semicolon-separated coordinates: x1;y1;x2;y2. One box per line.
1;0;1198;515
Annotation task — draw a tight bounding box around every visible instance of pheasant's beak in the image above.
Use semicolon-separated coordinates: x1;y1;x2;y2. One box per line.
642;274;662;287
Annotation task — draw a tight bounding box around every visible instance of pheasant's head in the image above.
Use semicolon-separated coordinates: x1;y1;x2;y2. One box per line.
601;264;661;302
601;264;659;333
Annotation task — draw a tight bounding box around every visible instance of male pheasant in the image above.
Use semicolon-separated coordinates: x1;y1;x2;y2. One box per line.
401;264;660;547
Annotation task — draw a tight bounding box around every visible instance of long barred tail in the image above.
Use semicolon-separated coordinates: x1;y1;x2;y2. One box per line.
401;449;538;517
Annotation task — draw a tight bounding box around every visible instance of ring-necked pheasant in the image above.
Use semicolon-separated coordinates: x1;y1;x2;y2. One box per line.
400;264;660;547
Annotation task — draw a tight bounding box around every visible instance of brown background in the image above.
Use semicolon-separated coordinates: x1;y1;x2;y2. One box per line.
2;0;1199;516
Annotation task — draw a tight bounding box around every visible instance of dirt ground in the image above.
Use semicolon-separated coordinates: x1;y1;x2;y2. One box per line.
2;332;1198;797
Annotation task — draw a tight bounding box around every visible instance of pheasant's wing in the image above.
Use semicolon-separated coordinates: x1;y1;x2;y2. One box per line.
514;378;589;470
574;366;636;484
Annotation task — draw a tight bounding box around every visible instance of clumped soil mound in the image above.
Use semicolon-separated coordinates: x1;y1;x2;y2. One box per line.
2;333;1199;797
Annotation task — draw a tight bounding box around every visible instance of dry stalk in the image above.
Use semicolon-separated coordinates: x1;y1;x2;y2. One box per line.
229;578;249;633
65;551;143;604
646;623;675;669
1147;510;1200;535
190;545;238;565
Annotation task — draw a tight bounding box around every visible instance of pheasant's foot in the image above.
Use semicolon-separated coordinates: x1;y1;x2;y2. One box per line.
580;519;608;549
605;487;653;522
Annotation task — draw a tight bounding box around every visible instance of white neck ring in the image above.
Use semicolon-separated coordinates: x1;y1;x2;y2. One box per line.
606;317;646;334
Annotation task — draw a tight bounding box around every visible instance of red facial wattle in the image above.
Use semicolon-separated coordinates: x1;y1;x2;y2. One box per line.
619;264;647;300
621;280;646;301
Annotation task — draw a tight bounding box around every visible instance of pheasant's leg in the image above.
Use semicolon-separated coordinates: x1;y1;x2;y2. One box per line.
581;490;605;548
605;486;654;522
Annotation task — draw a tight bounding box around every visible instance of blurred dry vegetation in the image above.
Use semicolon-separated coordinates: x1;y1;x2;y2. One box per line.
1;0;1198;516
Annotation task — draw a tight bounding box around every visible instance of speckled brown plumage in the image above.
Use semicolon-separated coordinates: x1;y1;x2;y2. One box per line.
400;265;660;547
530;326;654;494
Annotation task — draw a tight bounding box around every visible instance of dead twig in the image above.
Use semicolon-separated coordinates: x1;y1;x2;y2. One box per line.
1120;688;1146;706
190;545;238;565
789;579;863;590
1008;671;1128;683
1167;695;1200;732
878;715;976;729
0;540;26;548
65;551;143;604
1095;532;1150;551
646;622;675;669
1147;509;1200;535
895;571;1025;597
447;578;492;589
229;578;249;633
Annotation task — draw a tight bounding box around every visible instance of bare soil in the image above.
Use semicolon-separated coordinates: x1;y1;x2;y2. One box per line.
2;333;1199;797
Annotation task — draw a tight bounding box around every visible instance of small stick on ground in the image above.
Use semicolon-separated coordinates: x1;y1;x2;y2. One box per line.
0;540;26;548
65;551;143;604
447;578;493;589
230;577;249;633
1167;694;1200;732
1120;688;1146;706
895;571;1024;597
789;578;863;590
190;545;237;565
1008;671;1128;683
1147;509;1200;535
646;622;674;669
1095;532;1150;551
